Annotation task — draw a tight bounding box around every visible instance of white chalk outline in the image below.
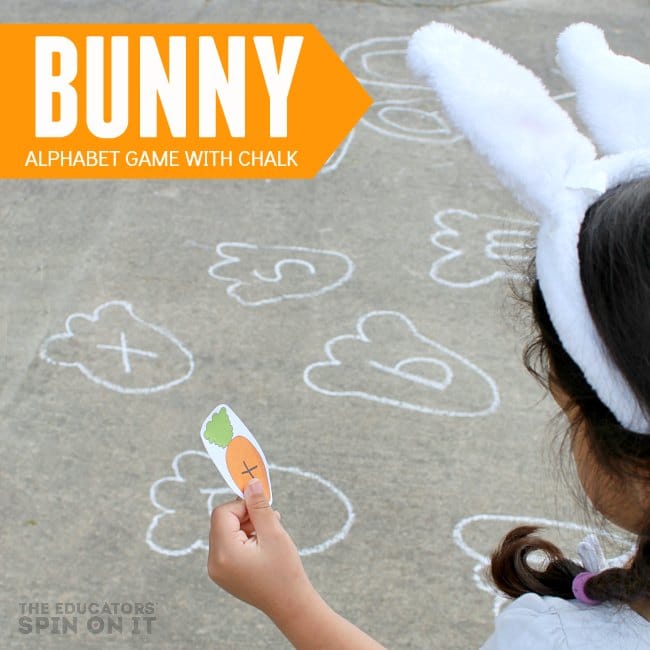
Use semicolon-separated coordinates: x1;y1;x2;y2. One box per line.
361;98;462;144
208;242;355;306
321;129;356;174
453;514;636;617
342;38;461;144
340;37;429;91
430;209;536;289
146;450;355;558
317;37;465;174
304;310;500;417
376;103;451;135
39;301;194;394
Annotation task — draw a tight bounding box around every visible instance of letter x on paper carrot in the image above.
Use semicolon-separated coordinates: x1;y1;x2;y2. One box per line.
200;404;272;504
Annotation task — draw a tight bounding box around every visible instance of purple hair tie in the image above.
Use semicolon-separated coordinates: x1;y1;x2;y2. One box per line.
572;571;601;605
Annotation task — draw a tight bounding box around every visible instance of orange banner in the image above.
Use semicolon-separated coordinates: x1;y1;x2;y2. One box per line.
0;24;372;179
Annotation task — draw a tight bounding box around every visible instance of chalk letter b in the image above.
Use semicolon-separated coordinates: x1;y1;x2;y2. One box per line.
35;37;78;137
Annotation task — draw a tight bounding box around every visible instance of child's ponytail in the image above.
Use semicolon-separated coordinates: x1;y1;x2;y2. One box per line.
491;528;650;605
490;526;582;600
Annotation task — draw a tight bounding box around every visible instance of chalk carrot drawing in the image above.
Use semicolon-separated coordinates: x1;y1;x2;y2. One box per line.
208;242;354;306
39;300;194;394
429;209;536;289
304;310;499;417
200;405;272;504
146;449;354;557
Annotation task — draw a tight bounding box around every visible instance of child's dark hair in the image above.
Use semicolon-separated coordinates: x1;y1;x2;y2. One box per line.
490;178;650;605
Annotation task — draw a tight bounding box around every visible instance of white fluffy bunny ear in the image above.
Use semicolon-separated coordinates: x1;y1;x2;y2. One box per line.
407;21;650;434
407;22;597;219
557;23;650;154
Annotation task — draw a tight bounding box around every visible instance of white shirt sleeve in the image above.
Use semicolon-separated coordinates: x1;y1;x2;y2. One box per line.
479;594;569;650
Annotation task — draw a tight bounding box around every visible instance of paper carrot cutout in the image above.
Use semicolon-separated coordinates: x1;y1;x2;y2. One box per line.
200;405;272;504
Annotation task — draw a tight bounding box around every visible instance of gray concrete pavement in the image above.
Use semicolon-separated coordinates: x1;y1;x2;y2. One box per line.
2;1;649;648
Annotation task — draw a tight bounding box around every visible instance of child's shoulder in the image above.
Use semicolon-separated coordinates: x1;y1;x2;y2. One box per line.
480;593;650;649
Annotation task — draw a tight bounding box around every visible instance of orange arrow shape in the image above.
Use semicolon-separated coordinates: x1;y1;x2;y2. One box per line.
0;24;372;179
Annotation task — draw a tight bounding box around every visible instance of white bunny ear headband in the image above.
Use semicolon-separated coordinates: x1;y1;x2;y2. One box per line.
407;22;650;434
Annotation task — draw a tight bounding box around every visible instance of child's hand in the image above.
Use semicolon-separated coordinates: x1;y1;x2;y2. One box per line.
208;478;315;624
209;478;385;649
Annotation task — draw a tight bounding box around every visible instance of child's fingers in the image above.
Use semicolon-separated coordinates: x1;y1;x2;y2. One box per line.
244;479;282;538
240;510;281;537
209;493;281;543
210;499;249;539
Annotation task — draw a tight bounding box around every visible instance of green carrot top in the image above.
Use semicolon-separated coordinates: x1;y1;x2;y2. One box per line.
203;408;234;448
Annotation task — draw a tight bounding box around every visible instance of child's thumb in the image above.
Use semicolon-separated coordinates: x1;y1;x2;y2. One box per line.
244;479;277;535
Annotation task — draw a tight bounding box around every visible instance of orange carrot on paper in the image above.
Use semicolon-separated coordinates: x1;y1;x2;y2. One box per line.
201;406;272;503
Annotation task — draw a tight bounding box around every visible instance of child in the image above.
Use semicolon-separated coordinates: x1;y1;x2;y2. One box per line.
207;22;650;648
